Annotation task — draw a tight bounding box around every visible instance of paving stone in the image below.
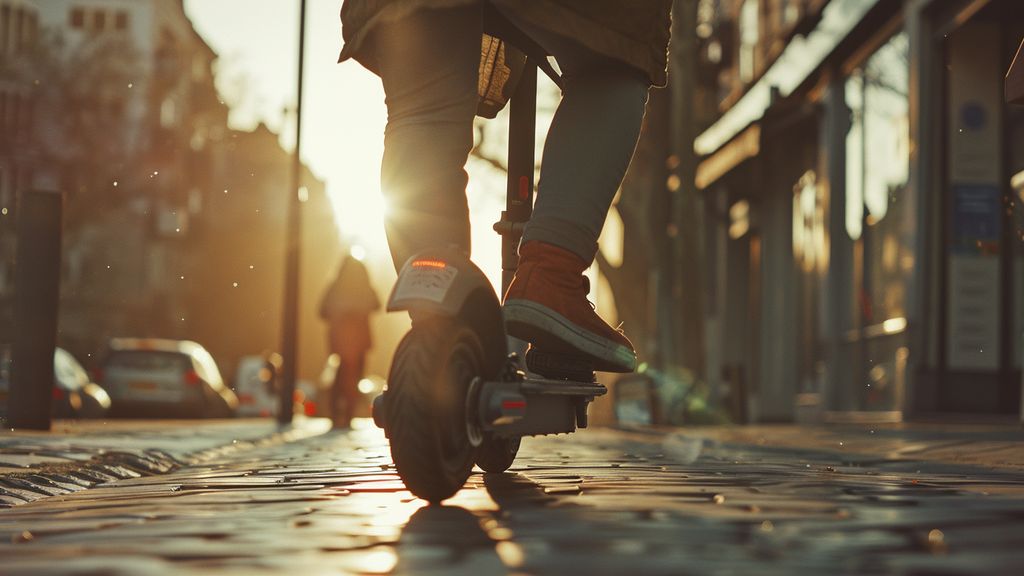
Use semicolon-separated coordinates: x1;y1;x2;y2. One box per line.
1;425;1024;574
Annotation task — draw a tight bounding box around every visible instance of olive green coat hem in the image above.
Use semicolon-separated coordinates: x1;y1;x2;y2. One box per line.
338;0;671;87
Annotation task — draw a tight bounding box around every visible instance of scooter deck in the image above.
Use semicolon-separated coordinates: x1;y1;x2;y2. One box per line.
478;373;606;438
520;378;607;397
372;345;606;438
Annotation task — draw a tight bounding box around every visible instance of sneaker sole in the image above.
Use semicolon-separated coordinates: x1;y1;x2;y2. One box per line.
503;299;637;373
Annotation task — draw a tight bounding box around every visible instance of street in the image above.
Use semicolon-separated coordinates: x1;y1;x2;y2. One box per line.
3;424;1024;575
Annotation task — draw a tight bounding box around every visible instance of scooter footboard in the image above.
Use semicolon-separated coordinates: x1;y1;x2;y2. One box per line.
479;379;606;438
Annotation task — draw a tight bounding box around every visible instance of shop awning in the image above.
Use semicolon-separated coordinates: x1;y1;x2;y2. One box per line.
695;125;760;190
694;0;881;158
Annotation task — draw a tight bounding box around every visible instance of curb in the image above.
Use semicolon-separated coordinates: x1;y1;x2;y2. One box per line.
0;420;331;508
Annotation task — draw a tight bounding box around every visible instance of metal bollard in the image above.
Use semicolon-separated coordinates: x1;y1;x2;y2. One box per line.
9;190;63;430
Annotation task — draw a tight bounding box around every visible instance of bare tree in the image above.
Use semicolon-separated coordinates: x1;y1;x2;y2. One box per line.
28;30;145;231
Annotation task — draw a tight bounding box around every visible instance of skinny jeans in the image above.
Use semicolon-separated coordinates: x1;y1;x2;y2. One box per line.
374;5;650;268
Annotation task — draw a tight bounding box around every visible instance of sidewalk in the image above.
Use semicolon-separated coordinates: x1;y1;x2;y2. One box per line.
0;418;331;507
3;417;1022;510
620;422;1024;471
4;422;1024;574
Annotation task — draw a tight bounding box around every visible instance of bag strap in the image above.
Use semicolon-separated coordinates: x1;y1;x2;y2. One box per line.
483;3;563;89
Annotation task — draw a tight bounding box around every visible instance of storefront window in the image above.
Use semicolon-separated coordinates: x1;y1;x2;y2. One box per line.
1013;115;1024;372
739;0;759;83
846;32;912;322
1013;22;1024;380
1014;168;1023;371
843;31;911;411
793;171;827;274
793;171;827;396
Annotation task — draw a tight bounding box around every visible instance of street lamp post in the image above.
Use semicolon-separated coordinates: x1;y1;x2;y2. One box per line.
279;0;307;424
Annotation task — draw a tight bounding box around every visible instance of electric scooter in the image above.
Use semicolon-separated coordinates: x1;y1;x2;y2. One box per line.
371;50;607;504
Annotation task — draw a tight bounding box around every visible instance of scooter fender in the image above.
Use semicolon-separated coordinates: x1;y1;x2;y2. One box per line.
388;248;508;375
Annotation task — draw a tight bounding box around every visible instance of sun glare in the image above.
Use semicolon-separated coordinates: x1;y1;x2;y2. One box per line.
184;0;551;297
350;244;367;262
185;0;393;256
465;158;509;292
331;173;389;249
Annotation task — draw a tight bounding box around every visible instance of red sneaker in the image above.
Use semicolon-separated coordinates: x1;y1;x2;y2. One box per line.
502;241;637;373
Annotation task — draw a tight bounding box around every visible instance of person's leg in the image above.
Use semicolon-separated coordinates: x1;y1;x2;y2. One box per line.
373;7;482;270
330;358;346;427
524;42;649;261
493;14;650;261
342;353;367;424
498;16;650;372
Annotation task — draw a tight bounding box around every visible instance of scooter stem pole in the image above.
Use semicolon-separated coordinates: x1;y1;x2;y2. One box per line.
502;60;538;295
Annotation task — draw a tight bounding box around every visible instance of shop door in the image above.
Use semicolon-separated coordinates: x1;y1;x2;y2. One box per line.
938;18;1020;412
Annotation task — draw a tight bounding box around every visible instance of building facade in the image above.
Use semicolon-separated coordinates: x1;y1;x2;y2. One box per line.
24;0;229;363
0;0;41;342
184;122;338;389
696;0;1024;422
2;0;340;386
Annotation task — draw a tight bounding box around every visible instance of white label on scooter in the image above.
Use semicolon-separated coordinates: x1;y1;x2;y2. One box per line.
393;262;459;304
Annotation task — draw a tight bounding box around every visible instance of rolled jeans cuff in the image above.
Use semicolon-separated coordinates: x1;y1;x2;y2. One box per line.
521;217;597;264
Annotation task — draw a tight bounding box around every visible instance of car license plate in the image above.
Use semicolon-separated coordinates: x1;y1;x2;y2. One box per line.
129;381;158;391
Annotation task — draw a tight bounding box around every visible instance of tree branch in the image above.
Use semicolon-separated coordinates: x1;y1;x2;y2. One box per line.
470;145;507;173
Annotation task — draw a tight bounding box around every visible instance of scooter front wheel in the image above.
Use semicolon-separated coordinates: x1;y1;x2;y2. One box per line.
386;320;481;503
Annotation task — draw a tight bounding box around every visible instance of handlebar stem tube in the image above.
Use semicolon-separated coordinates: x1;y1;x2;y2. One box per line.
501;61;538;295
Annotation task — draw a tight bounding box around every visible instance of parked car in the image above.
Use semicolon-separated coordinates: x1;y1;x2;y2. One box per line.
0;346;111;420
294;379;321;418
234;354;280;417
53;347;111;419
99;338;238;418
234;353;319;418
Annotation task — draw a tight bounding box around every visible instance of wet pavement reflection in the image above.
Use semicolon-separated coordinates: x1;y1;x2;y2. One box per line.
2;423;1024;575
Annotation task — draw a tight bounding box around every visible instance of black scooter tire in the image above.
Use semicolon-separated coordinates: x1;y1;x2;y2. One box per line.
386;321;481;503
475;435;520;473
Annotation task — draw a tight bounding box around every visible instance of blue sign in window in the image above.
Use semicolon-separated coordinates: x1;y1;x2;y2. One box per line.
950;184;1002;255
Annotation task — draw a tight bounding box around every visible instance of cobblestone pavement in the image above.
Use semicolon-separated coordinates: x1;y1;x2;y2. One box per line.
675;424;1024;470
0;420;330;507
2;424;1024;575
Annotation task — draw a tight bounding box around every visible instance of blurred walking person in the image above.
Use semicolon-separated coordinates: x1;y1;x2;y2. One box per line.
319;252;381;428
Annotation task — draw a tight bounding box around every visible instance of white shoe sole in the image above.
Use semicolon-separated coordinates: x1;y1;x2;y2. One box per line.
503;299;637;373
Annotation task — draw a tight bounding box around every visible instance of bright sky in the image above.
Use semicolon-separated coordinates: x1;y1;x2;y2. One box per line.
184;0;388;254
183;0;516;289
